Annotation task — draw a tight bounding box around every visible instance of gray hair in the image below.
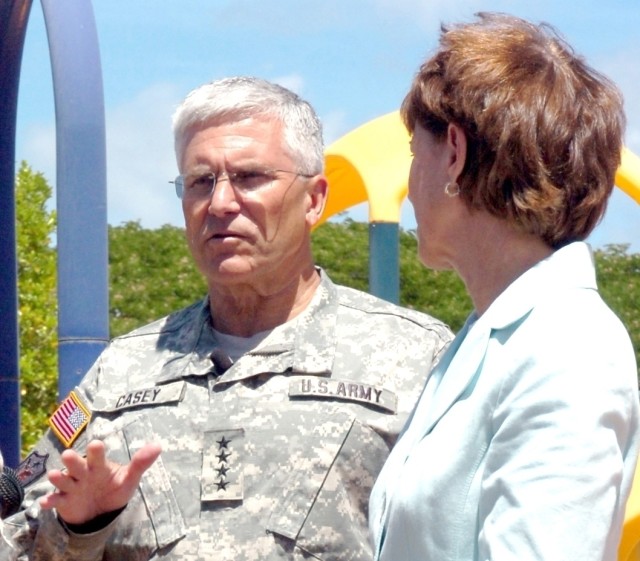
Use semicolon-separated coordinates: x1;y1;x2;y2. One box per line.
172;76;324;175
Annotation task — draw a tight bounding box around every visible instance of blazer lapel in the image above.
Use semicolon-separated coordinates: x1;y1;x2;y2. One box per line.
420;319;492;436
397;245;595;472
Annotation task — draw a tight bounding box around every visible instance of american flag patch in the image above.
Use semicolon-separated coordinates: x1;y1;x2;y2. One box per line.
48;391;91;447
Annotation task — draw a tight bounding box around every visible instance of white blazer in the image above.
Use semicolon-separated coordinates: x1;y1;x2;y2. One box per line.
369;242;640;561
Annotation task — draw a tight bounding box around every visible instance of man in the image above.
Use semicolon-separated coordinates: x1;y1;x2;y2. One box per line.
3;77;451;560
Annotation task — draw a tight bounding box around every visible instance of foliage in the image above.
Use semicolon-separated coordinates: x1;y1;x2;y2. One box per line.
107;219;473;336
595;244;640;372
313;222;640;372
15;163;58;453
311;220;473;332
15;200;640;450
397;226;472;332
108;222;206;337
311;219;369;291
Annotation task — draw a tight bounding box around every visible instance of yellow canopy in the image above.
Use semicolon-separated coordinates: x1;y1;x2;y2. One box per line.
619;147;640;205
320;111;640;225
321;112;410;225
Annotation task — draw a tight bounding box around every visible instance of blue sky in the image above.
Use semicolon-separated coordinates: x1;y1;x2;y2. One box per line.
15;0;640;252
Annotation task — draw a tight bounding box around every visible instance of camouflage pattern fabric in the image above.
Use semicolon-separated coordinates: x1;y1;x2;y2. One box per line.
2;271;452;560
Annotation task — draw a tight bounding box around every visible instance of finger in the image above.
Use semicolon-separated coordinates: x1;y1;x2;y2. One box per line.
60;449;88;481
85;439;108;469
40;490;79;520
128;443;162;479
39;491;63;511
47;469;77;493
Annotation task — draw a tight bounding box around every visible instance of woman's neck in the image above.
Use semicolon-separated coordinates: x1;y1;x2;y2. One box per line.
451;214;553;316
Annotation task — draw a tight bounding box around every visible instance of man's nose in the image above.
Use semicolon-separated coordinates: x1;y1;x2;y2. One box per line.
207;177;241;215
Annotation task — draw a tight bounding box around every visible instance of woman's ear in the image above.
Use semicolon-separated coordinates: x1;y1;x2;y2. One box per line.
305;176;328;227
446;123;467;181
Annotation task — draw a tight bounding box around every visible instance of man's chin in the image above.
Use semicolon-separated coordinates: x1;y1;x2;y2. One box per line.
205;260;259;285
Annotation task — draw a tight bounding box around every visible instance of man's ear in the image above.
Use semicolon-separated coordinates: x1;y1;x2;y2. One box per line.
446;123;467;182
305;175;328;228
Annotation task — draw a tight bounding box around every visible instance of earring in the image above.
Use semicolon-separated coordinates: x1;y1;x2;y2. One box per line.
444;182;460;197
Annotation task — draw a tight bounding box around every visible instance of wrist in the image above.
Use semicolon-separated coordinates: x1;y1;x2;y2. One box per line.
61;505;126;534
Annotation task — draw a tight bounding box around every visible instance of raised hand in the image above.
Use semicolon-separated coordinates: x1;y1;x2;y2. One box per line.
40;439;161;525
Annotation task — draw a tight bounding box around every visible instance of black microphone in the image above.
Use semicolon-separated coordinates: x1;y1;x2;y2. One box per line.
0;465;25;519
209;348;233;375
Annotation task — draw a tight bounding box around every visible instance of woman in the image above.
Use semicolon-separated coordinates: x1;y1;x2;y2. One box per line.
369;12;639;561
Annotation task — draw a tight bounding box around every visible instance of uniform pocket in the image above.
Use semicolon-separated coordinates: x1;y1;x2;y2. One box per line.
266;410;388;561
121;414;186;549
266;410;357;549
86;412;187;557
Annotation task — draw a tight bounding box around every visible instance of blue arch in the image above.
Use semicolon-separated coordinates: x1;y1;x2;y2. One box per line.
0;0;108;466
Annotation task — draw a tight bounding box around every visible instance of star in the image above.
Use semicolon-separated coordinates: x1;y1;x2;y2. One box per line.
216;479;229;491
217;436;231;449
217;450;231;463
216;465;229;477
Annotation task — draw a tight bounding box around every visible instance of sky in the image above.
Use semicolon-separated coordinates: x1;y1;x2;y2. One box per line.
15;0;640;253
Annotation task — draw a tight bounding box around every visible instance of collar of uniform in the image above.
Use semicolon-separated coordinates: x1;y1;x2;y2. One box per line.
154;298;213;383
212;269;338;384
155;269;338;384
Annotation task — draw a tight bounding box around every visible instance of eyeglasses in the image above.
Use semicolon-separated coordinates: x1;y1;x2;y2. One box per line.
172;168;314;199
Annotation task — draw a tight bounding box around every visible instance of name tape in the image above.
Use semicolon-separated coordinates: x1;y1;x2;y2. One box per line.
93;381;186;413
289;377;397;414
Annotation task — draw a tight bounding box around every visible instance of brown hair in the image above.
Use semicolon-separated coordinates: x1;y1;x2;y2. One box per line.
401;12;625;248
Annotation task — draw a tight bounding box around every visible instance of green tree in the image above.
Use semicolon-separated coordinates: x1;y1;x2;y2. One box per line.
398;227;472;332
15;162;58;454
311;219;369;291
16;205;640;451
595;244;640;371
313;221;639;367
311;220;472;332
108;222;206;337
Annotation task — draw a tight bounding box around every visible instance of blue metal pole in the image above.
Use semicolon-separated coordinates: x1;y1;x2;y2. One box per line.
0;0;34;468
369;222;399;304
40;0;109;398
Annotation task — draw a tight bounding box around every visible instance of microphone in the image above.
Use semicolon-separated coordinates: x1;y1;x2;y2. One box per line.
0;465;24;519
209;348;233;375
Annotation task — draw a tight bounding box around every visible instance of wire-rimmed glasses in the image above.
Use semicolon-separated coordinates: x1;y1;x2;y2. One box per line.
172;168;314;199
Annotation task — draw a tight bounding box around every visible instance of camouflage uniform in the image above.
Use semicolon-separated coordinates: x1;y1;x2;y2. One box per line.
4;272;451;561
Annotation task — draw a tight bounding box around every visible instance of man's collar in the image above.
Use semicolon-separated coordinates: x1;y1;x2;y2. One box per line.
156;269;338;384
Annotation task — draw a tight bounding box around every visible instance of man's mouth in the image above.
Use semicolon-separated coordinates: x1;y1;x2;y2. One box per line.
209;230;243;241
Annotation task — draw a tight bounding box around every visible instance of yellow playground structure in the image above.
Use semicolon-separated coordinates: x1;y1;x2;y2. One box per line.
321;111;640;225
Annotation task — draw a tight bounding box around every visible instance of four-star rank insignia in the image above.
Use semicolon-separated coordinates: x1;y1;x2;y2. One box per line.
202;428;244;501
48;390;91;447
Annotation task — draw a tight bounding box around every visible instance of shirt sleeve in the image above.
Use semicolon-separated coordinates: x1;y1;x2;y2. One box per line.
0;361;120;561
478;324;638;561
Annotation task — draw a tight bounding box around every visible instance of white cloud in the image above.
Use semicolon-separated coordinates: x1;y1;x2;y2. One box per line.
98;75;640;251
17;82;186;229
598;47;640;154
273;73;306;95
322;109;350;146
105;82;184;228
373;0;478;23
105;78;354;228
16;79;360;230
369;0;556;30
17;122;56;187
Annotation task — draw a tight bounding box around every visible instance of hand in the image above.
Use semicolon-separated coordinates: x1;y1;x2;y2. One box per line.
40;439;161;525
